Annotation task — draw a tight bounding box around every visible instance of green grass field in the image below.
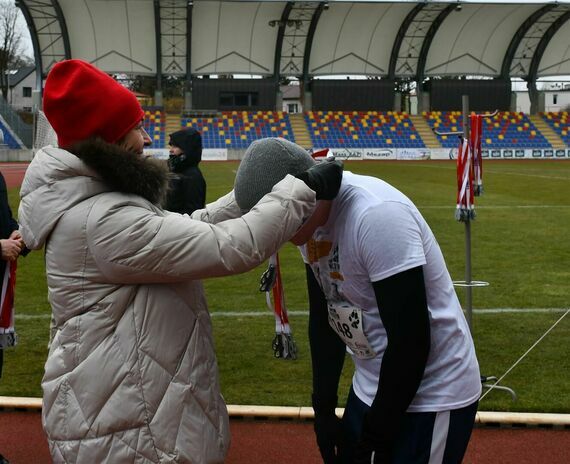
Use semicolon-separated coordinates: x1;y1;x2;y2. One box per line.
1;160;569;414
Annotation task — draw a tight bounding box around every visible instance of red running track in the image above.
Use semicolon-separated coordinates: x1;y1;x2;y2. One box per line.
0;164;28;189
0;411;569;463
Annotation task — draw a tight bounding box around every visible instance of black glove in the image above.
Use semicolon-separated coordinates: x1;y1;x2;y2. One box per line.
296;159;343;201
353;412;393;464
312;394;343;463
354;442;391;464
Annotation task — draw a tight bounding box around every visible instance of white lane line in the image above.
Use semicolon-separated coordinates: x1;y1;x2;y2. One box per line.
15;308;569;319
418;205;569;209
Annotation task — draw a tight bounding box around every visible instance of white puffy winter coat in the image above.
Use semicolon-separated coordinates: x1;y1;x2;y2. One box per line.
18;145;315;463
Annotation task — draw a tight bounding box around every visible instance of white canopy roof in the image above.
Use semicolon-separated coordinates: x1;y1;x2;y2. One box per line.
18;0;570;83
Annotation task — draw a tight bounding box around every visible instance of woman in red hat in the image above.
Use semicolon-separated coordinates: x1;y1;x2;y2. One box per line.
17;60;342;464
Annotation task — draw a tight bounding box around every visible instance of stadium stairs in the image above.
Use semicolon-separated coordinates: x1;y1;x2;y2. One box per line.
165;113;182;140
529;115;566;149
289;113;312;149
409;115;441;149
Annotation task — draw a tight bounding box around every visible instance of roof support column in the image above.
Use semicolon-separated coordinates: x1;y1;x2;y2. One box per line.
301;2;326;112
273;2;293;111
527;10;570;114
185;1;193;110
415;5;455;113
153;0;163;106
16;1;43;93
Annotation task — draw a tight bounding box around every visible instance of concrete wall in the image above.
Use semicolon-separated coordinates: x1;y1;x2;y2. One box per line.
0;148;33;161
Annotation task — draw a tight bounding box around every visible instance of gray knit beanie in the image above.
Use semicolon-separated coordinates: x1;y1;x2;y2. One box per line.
234;137;315;211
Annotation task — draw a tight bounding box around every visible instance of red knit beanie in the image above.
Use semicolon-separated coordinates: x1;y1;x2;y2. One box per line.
43;59;144;148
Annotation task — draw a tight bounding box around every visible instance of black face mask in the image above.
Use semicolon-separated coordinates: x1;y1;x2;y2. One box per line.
168;153;187;171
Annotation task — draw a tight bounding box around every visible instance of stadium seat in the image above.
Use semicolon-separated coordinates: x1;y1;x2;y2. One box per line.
181;111;295;149
0;120;24;149
304;111;426;149
540;111;570;146
423;111;551;149
143;106;166;149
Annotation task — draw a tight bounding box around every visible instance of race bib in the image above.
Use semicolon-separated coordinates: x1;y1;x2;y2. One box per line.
327;301;376;359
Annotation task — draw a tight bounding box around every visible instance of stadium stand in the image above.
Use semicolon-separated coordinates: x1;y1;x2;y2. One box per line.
423;111;552;149
142;107;166;149
143;108;560;151
540;112;570;146
304;111;425;149
0;119;23;149
181;111;295;149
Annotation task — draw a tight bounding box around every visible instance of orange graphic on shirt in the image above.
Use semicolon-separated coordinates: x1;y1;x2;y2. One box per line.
329;272;344;281
306;239;333;263
306;239;345;281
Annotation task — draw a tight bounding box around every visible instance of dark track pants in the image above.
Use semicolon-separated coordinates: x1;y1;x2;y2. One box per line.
340;387;478;464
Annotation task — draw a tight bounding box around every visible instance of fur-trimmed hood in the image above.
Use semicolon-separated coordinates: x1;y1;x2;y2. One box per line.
18;139;171;250
71;138;171;205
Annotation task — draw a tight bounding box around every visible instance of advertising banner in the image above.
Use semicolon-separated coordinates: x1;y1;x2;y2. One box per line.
202;149;228;161
480;148;568;159
329;148;363;160
429;148;456;160
396;149;431;160
145;148;228;161
145;148;169;160
362;148;397;160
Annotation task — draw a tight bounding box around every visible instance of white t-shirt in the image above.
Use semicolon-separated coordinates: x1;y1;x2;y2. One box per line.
299;172;481;412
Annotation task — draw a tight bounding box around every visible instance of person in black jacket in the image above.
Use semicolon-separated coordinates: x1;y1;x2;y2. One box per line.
165;128;207;215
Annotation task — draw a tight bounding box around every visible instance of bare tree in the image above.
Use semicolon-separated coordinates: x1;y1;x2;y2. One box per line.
0;0;27;99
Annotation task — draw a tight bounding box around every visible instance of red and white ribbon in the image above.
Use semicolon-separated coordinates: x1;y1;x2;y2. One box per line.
470;114;483;196
0;261;17;348
261;253;297;359
455;136;474;222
